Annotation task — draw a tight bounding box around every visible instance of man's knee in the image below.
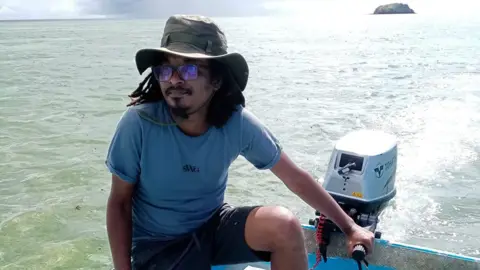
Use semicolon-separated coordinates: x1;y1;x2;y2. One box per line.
245;206;305;251
269;206;304;247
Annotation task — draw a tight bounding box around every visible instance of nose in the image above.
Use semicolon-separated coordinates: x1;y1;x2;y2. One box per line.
169;71;184;86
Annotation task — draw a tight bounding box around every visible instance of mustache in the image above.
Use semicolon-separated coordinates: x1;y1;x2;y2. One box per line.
165;87;192;95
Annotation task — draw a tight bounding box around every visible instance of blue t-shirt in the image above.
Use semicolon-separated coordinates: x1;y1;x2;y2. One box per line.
105;100;282;243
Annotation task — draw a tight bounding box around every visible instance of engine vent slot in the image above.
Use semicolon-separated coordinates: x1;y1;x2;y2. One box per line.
338;153;364;172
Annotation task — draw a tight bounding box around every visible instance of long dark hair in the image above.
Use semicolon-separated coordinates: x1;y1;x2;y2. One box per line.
128;59;245;128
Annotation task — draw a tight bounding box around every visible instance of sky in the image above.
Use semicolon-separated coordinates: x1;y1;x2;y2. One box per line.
0;0;272;20
0;0;479;20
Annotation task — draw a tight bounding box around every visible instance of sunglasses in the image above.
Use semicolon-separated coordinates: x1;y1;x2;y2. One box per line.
152;64;199;82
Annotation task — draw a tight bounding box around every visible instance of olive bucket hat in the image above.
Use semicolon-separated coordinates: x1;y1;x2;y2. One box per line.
135;14;249;92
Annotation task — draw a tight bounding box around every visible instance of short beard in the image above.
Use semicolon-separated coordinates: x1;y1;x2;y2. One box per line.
169;97;190;119
164;87;216;121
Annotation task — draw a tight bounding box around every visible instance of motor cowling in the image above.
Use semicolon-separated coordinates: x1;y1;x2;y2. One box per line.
323;129;397;216
309;129;397;235
308;130;397;267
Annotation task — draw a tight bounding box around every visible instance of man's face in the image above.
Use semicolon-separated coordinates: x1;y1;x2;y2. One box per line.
154;54;218;114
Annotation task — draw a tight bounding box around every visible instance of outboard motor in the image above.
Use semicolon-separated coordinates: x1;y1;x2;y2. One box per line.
309;129;397;269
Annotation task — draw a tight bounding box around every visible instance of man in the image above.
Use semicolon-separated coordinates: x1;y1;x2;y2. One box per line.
105;14;374;270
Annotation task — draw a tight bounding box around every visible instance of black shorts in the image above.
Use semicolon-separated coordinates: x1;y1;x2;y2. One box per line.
131;203;271;270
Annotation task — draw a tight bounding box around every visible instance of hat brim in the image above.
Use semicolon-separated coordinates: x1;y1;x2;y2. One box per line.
135;43;249;92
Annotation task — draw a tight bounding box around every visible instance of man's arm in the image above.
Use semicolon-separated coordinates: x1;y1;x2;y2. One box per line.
237;108;352;230
106;175;135;270
104;107;143;270
237;108;371;251
270;152;356;236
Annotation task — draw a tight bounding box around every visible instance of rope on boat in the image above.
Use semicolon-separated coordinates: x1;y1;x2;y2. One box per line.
309;214;328;270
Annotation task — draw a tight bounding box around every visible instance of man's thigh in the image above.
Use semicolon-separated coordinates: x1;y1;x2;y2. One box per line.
211;203;272;266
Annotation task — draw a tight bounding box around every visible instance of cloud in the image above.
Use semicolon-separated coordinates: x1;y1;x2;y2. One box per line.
2;0;479;20
0;0;273;20
77;0;272;18
0;0;85;19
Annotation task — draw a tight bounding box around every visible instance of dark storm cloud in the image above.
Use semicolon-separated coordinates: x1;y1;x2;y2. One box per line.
78;0;273;18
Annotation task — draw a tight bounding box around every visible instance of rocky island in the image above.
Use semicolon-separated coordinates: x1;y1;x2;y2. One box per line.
373;3;415;14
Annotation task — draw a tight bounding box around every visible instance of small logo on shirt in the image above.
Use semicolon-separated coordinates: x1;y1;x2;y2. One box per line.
183;164;200;173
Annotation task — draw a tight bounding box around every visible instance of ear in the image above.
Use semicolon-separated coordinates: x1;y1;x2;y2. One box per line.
212;78;222;91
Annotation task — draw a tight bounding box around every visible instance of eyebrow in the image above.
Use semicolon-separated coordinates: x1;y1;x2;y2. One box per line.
184;59;208;66
159;58;209;70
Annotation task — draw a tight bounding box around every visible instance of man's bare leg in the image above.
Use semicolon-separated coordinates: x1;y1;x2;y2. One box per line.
244;206;308;270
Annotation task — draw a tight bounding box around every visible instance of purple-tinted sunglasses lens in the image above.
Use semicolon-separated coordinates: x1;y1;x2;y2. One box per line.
153;64;198;82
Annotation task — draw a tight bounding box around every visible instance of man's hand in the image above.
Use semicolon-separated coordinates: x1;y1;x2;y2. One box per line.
345;224;375;256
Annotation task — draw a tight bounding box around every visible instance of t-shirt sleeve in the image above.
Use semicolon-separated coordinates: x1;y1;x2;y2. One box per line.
240;109;282;170
105;107;142;184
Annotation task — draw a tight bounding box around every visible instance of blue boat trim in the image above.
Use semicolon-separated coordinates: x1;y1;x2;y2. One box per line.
212;254;397;270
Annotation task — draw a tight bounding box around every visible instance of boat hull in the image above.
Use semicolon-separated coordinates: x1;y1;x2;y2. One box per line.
212;224;480;270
